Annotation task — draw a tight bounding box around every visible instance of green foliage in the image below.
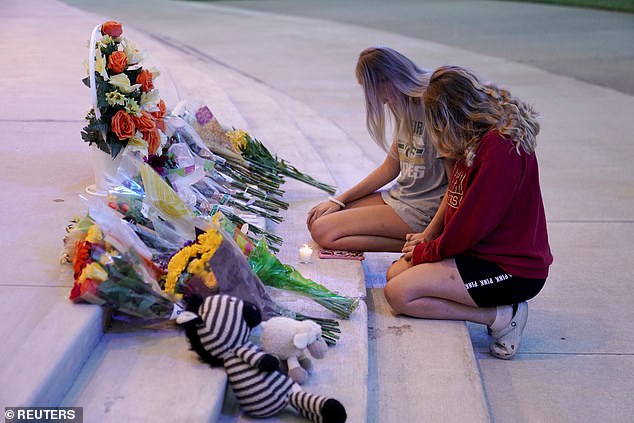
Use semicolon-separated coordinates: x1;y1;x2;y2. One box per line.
81;109;111;155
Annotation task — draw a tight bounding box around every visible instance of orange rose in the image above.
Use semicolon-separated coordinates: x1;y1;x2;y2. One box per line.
154;118;166;133
136;69;154;93
101;21;123;38
132;111;156;132
143;128;161;155
111;110;136;140
150;99;167;120
107;51;128;74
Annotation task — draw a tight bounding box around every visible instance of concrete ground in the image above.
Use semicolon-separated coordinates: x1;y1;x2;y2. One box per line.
1;0;633;421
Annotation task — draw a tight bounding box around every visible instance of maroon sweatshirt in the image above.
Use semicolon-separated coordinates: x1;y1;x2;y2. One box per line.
412;131;553;278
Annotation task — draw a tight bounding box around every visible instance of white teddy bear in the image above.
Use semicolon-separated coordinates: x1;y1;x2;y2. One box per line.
260;316;328;384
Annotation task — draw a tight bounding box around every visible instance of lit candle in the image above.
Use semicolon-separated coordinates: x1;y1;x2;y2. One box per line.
299;244;313;263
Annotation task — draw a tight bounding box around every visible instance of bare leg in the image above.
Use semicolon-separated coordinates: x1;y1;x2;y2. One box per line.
384;258;496;326
310;193;413;252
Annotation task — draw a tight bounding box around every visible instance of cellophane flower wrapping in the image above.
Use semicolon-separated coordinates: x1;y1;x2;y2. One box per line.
67;203;177;320
175;100;337;194
246;237;359;320
164;222;280;319
140;117;286;250
164;214;342;343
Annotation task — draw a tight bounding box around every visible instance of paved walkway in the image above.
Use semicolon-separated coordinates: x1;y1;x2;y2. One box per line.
1;0;633;421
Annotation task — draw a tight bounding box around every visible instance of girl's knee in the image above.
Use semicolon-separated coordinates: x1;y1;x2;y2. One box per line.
309;218;336;248
386;258;409;282
386;262;399;282
383;280;406;314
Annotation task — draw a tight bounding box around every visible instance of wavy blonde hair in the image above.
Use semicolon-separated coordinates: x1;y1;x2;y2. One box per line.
423;65;540;166
355;46;431;152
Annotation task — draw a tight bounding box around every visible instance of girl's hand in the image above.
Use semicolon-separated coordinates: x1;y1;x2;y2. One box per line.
306;201;341;229
403;232;424;249
403;228;438;249
401;242;415;261
402;229;438;261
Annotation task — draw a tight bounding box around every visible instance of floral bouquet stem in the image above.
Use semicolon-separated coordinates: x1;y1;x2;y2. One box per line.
229;130;337;195
248;239;359;319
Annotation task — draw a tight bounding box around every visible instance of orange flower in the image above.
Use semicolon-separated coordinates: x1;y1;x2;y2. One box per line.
107;51;128;74
143;128;161;155
136;69;154;93
111;110;136;140
132;111;156;132
101;21;123;38
154;118;165;133
73;240;91;278
150;99;167;120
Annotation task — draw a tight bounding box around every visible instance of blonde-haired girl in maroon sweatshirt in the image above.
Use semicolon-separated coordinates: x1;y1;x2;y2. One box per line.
385;65;553;360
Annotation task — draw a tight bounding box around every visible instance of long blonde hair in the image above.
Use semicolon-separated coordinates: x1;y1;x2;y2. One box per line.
355;46;431;152
423;65;540;166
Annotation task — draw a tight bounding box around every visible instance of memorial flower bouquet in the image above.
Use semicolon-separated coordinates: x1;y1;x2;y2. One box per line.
212;212;359;320
164;219;342;344
163;225;277;318
81;20;168;158
227;128;337;194
247;238;359;320
66;211;180;320
178;102;337;194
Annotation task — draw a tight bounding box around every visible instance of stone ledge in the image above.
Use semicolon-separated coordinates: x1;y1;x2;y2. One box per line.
367;289;491;423
0;288;104;408
61;319;227;422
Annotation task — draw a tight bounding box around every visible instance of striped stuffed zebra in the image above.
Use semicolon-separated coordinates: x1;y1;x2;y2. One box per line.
177;294;347;423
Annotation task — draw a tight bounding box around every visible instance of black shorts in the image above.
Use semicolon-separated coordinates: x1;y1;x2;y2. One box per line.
455;254;546;307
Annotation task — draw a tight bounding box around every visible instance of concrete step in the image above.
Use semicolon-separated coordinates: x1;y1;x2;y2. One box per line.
0;287;104;408
364;254;491;422
367;288;490;422
60;319;226;422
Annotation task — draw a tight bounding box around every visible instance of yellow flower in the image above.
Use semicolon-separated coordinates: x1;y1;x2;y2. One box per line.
203;271;218;290
198;229;222;253
100;35;115;46
165;245;195;294
83;262;108;283
164;230;223;294
149;67;161;79
126;132;149;152
187;258;205;275
86;225;103;243
105;90;126;106
95;51;109;80
83;50;109;81
109;73;141;94
226;129;248;151
125;98;141;116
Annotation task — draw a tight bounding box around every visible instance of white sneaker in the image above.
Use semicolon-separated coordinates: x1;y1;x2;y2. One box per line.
489;302;528;360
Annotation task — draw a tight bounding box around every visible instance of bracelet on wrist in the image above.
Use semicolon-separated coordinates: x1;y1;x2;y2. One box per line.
328;196;346;208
